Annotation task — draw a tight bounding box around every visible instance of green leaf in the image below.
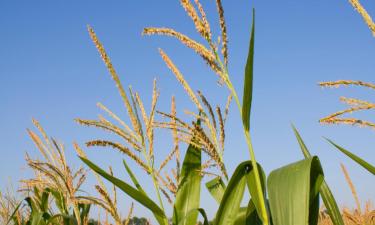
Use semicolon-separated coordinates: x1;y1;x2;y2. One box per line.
196;208;210;225
47;214;76;225
215;161;259;225
233;207;247;225
47;188;68;214
246;200;268;225
292;125;345;225
205;176;226;204
172;141;201;225
267;156;324;225
325;138;375;175
246;163;268;223
79;203;91;224
180;208;210;225
123;159;147;195
30;212;45;225
25;196;36;211
123;159;164;224
80;157;168;225
40;190;50;212
242;9;255;131
46;214;65;224
234;200;263;225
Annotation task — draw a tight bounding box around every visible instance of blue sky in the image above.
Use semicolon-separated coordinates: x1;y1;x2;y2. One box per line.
1;0;374;221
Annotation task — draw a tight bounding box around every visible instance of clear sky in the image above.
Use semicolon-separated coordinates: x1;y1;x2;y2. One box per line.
1;0;374;221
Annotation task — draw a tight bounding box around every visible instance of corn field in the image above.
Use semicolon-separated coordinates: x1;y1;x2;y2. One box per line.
1;1;374;225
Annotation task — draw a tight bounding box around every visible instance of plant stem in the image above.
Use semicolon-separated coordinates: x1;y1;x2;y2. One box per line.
210;44;269;224
226;74;269;225
73;204;82;225
151;171;165;212
140;142;165;214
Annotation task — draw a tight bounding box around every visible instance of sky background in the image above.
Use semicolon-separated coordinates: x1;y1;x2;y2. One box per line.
1;0;374;222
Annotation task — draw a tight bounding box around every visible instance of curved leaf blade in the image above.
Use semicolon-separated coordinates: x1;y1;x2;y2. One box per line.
292;125;346;225
267;156;323;225
205;176;226;204
326;138;375;175
215;161;259;225
80;157;168;224
234;200;263;225
180;208;210;225
246;162;267;223
172;142;201;225
242;9;255;131
123;159;147;195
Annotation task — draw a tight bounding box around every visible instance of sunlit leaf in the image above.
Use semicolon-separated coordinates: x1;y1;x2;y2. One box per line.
267;156;323;225
242;9;255;131
123;159;147;195
215;160;262;225
205;176;226;204
292;125;346;225
326;138;375;175
80;157;168;225
173;139;201;225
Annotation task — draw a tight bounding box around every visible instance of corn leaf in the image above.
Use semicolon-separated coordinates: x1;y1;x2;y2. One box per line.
246;200;270;225
172;141;201;225
80;157;168;225
48;214;76;225
233;207;247;225
40;190;50;212
205;176;226;204
246;162;267;223
123;159;147;195
234;200;263;225
79;203;91;224
46;214;68;224
123;159;166;225
215;161;261;225
326;138;375;175
47;188;68;214
267;156;324;225
242;9;255;131
180;208;209;225
292;125;345;225
30;212;45;225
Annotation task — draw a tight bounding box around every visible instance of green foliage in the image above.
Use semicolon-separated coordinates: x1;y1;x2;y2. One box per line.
267;157;323;225
205;177;226;204
292;126;345;225
325;138;375;175
242;9;255;132
172;138;202;225
5;2;371;225
127;217;150;225
213;161;266;225
80;157;168;225
7;187;93;225
77;6;350;225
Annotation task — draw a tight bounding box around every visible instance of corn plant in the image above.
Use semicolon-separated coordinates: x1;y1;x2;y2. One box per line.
75;144;135;225
6;120;94;225
0;186;23;224
76;1;348;225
